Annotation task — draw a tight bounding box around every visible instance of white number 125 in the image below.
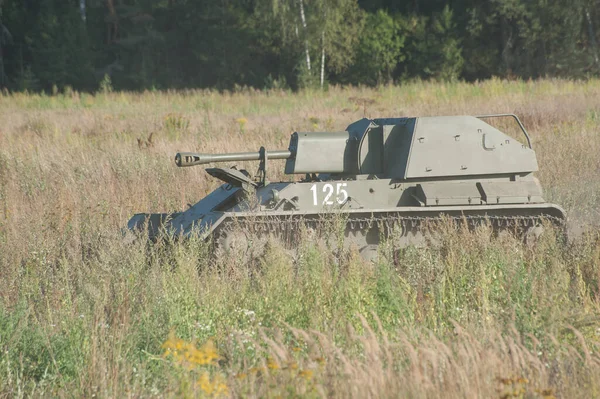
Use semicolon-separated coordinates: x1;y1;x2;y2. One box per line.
310;183;348;206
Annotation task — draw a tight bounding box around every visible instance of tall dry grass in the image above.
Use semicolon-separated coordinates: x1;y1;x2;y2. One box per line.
0;79;600;397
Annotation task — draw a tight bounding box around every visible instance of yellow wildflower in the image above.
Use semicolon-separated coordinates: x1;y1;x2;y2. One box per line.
235;117;248;132
298;369;313;380
197;372;229;397
161;331;220;368
266;357;280;370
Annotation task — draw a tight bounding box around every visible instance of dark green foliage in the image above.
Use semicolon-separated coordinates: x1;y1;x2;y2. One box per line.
30;0;93;91
400;6;464;81
0;0;599;91
346;9;404;85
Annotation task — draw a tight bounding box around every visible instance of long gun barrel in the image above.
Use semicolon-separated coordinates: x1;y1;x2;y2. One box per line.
175;150;293;167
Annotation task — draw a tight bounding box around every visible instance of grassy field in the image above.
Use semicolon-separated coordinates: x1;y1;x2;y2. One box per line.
1;79;600;398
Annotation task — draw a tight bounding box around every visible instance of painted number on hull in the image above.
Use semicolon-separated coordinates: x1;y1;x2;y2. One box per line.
310;183;348;206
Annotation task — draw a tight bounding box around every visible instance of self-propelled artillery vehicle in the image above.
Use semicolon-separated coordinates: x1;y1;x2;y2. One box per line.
127;114;566;257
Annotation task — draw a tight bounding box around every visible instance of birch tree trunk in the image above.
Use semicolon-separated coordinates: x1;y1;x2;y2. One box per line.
80;0;86;22
320;30;325;88
298;0;311;71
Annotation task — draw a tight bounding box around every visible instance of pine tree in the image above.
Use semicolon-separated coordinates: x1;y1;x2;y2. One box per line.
348;9;404;86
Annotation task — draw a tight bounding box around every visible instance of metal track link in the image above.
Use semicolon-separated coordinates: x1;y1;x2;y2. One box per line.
214;213;565;249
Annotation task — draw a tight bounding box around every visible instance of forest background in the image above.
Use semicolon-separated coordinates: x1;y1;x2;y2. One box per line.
1;0;600;92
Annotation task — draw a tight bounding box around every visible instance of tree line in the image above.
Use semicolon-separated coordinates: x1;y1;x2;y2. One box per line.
0;0;599;92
